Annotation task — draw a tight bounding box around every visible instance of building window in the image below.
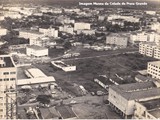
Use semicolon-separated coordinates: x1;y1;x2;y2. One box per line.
3;72;9;75
10;72;16;74
10;78;16;81
0;109;3;112
4;78;9;81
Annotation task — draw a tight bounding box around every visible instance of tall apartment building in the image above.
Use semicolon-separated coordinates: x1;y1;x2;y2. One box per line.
0;55;17;119
147;61;160;79
106;33;128;47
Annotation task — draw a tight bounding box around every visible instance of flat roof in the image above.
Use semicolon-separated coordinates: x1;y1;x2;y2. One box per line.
27;45;48;50
148;61;160;67
140;42;157;46
139;98;160;110
0;55;15;68
26;68;46;78
20;29;43;35
148;109;160;118
107;33;127;38
110;81;159;100
95;76;114;85
17;76;56;86
135;75;150;82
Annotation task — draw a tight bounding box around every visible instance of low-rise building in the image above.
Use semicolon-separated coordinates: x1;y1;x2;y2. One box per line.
26;45;48;57
19;30;44;40
59;25;74;34
108;81;159;118
76;29;95;35
4;11;22;19
107;14;139;23
154;47;160;59
30;37;56;47
145;11;156;15
0;28;7;36
134;98;160;119
74;22;91;31
39;27;58;37
106;33;128;47
51;61;76;72
0;55;17;119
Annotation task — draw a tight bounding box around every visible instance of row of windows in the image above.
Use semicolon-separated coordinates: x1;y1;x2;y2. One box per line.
148;64;160;68
0;78;16;81
1;72;16;75
148;70;160;76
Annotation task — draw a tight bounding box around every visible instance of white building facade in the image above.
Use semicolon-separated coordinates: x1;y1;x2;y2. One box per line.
74;22;91;31
19;30;44;40
39;28;58;37
147;61;160;79
26;45;48;57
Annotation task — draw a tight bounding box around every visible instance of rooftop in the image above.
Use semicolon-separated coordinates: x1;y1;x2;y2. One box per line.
135;74;150;82
110;81;159;100
139;98;160;110
26;68;46;78
107;33;127;38
148;109;160;118
20;29;43;35
17;76;56;86
95;76;114;86
0;55;15;68
27;45;48;50
140;42;157;46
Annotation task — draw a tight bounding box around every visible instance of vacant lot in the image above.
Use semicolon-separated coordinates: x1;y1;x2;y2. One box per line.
34;51;156;96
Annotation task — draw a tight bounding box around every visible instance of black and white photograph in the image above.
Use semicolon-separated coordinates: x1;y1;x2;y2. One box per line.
0;0;160;119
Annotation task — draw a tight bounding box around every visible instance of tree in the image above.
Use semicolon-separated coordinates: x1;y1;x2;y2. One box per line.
36;95;51;105
63;41;71;50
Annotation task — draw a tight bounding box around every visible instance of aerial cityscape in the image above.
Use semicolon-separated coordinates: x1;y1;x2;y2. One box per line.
0;0;160;119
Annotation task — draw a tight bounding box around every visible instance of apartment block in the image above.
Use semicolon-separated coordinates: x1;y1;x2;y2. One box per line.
154;47;160;59
147;61;160;79
139;42;157;57
106;33;128;47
